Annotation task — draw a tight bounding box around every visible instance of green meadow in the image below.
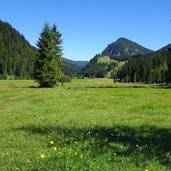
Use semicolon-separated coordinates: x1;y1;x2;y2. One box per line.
0;79;171;170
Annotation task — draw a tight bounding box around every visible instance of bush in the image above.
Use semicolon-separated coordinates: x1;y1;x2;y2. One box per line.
59;75;71;86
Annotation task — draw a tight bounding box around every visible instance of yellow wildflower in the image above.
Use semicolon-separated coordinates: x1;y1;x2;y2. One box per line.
53;147;57;151
49;141;54;145
145;169;148;171
40;154;45;159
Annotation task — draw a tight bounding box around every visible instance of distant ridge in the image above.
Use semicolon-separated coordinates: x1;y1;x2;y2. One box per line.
62;57;88;68
155;43;171;53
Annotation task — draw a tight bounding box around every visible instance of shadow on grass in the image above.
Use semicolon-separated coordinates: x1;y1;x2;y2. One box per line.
16;125;171;167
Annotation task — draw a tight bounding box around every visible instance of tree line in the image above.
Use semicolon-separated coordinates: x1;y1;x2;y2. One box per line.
118;49;171;83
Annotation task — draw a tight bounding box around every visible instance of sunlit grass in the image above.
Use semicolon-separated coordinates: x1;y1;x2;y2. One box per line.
0;79;171;170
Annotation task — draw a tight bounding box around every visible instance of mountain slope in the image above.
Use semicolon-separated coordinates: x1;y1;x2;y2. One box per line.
0;20;37;79
156;43;171;53
102;37;153;60
62;57;88;68
62;61;81;77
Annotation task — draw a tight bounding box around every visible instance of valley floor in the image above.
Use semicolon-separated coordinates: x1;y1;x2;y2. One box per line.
0;79;171;170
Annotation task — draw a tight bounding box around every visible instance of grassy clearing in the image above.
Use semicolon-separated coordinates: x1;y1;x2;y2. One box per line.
0;79;171;170
98;56;118;64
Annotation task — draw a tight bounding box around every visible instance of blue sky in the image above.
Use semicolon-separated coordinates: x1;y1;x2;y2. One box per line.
0;0;171;61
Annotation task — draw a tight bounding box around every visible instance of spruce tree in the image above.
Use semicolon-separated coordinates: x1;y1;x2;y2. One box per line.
33;23;63;87
166;48;171;83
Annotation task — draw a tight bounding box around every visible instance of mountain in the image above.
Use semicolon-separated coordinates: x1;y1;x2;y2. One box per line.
0;20;37;79
102;37;153;60
62;57;88;68
82;37;154;78
156;43;171;53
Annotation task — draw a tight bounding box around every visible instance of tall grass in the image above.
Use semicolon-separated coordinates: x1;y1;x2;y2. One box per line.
0;79;171;170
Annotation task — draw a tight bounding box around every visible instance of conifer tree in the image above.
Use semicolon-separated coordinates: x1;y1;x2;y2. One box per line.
166;48;171;82
33;23;63;87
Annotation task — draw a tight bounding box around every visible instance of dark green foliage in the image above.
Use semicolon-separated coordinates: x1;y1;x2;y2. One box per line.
166;48;171;82
62;61;81;77
118;46;171;83
81;54;109;78
111;69;117;83
82;63;108;78
62;58;87;77
59;75;71;86
33;23;63;87
0;20;37;79
59;75;71;82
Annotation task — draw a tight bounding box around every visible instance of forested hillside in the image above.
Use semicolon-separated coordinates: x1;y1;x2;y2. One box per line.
82;38;154;78
63;61;81;77
0;20;37;79
118;45;171;83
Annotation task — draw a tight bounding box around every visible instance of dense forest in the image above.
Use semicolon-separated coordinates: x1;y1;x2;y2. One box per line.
81;54;117;78
63;61;81;77
0;20;37;79
118;47;171;83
